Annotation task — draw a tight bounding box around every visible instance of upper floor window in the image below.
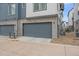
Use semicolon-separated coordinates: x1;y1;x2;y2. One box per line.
60;3;64;11
33;3;47;12
22;3;26;8
8;4;16;15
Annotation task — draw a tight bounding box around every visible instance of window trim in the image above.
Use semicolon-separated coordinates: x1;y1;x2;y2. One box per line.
8;4;16;16
22;3;26;8
33;3;39;12
33;3;47;12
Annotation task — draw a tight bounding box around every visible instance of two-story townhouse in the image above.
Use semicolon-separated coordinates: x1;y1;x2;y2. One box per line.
0;3;64;42
18;3;64;42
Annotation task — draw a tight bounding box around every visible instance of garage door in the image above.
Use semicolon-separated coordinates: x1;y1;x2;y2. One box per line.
0;25;14;36
23;22;52;38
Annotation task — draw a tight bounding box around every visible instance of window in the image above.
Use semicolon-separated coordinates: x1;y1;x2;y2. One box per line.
33;3;47;12
40;3;47;11
22;3;26;8
60;3;64;11
8;4;16;15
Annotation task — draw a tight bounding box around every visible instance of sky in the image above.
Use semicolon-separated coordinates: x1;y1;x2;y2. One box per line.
63;3;74;22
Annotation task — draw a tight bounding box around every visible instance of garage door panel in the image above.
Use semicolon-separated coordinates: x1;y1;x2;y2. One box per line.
23;23;52;38
0;25;14;36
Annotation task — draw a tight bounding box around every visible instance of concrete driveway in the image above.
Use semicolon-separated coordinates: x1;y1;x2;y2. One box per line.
0;39;65;56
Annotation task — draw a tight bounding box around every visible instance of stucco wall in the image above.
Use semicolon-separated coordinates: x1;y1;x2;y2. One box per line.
26;3;58;18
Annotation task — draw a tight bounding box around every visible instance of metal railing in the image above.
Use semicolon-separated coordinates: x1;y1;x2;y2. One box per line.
9;33;17;39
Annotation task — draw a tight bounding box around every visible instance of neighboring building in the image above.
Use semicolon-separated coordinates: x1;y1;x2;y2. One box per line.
74;3;79;37
0;3;64;42
68;8;74;31
68;8;74;26
0;3;26;36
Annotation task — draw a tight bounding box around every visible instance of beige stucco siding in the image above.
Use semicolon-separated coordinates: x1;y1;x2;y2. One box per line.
26;3;58;18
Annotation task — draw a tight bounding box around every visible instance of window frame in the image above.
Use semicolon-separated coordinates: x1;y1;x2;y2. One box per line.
33;3;47;12
8;3;16;16
22;3;26;8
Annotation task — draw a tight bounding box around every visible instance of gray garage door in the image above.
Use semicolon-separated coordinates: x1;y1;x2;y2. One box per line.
0;25;14;36
23;22;52;38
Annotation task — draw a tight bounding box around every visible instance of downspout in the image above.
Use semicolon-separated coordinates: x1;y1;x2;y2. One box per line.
16;3;19;37
57;3;59;38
